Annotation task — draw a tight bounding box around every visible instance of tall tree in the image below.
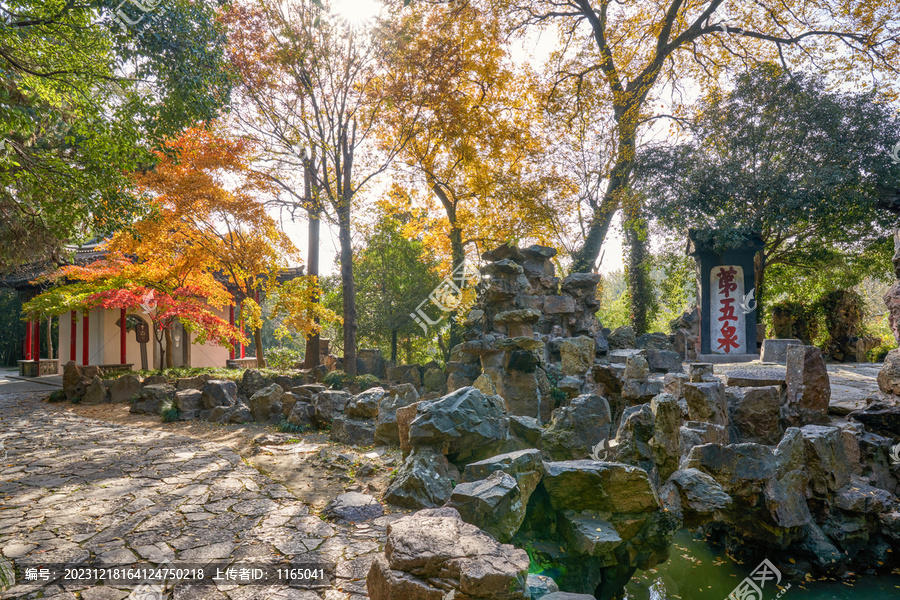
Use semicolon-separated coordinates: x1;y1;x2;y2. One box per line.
225;0;419;375
635;64;900;313
492;0;900;274
113;126;308;368
0;0;232;271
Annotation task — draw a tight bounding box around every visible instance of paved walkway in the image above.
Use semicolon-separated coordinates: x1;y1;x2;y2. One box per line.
0;392;383;600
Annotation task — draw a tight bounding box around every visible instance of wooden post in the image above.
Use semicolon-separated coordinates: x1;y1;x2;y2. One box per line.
229;305;235;360
82;310;90;366
70;311;77;362
24;318;31;361
32;319;39;361
120;309;127;364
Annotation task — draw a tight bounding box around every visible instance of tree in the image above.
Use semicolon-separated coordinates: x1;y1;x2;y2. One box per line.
378;3;573;347
0;0;232;271
116;126;306;368
635;64;900;313
354;195;443;362
23;253;245;371
225;0;420;375
491;0;900;276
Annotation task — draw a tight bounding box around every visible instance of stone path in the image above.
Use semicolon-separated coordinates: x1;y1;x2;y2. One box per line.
0;392;388;600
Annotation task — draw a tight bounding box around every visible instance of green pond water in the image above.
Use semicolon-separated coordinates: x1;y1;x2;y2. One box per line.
622;530;900;600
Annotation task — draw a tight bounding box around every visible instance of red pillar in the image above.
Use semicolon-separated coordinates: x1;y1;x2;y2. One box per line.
24;318;32;361
32;320;39;361
70;311;77;362
239;304;245;359
120;309;127;364
82;310;90;366
229;305;235;360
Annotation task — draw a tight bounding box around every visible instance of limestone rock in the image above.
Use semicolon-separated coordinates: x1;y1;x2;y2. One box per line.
613;404;655;472
526;574;560;600
345;387;385;419
281;391;300;417
649;394;682;481
423;368;447;392
323;492;384;522
508;415;542;449
366;507;530;600
541;394;612;461
728;385;784;445
885;281;900;345
558;511;623;556
109;374;143;403
445;471;525;542
680;421;728;456
201;380;238;409
331;415;376;447
383;446;455;509
473;373;497;396
248;383;284;423
130;383;175;415
877;349;900;396
687;363;715;383
175;376;205;390
541;460;659;514
559;336;595;376
645;349;683;374
62;361;87;401
849;401;900;435
142;374;166;386
287;400;314;428
835;483;896;514
396;402;422;454
241;368;267;398
636;332;675;352
407;387;509;456
684;382;728;426
375;384;420;445
623;355;650;380
81;376;108;405
659;468;732;527
783;345;831;427
686;443;776;499
608;326;636;350
228;401;252;424
462;449;543;502
312;390;351;428
175;389;203;419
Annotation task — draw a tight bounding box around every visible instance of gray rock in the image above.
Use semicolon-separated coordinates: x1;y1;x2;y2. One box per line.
130;383;175;414
684;382;728;426
312;390;351;427
623;355;650;380
760;339;803;364
445;471;524;542
423;368;447;392
835;482;895;514
81;376;108;405
527;574;560;600
383;446;455;509
176;376;205;390
687;363;715;382
646;349;683;374
109;374;143;403
608;326;636;350
228;402;252;424
680;421;728;456
462;449;543;503
559;336;595;376
540;594;598;600
783;345;831;427
728;386;783;445
63;360;87;401
541;394;611;460
725;368;786;387
636;332;675;351
509;415;542;449
375;384;420;445
175;389;203;413
142;375;167;386
249;383;284;423
878;349;900;396
291;383;325;398
613;404;655;471
287;401;314;427
407;387;509;455
281;391;300;417
650;394;682;481
322;492;384;522
201;380;237;409
242;369;267;397
330;415;376;447
542;460;659;514
558;510;623;556
659;468;732;527
345;387;385;418
366;507;530;600
849;401;900;435
686;443;776;500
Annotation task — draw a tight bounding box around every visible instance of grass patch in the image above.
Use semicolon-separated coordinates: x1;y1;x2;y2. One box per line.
161;405;182;423
48;390;67;403
276;418;306;434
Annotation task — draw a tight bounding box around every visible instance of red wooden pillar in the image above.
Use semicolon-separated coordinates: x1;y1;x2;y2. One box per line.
239;304;245;359
120;309;127;364
82;310;90;366
32;320;39;361
70;311;77;362
229;305;235;360
24;318;32;361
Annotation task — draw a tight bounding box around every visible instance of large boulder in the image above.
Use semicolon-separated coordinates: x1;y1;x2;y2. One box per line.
62;360;87;401
683;382;728;426
130;383;175;415
680;421;728;456
559;336;595;376
248;383;284;423
383;446;455;509
877;349;900;397
287;400;314;428
659;468;732;528
645;350;683;374
201;380;238;409
607;326;635;350
367;507;530;600
686;443;776;499
728;385;783;445
462;449;543;502
423;368;447;392
849;401;900;435
783;345;831;427
331;415;376;446
174;389;203;419
345;387;385;418
407;387;509;456
375;384;420;445
541;460;659;514
649;394;682;481
322;492;384;522
81;376;108;405
541;394;612;460
312;390;352;427
241;368;267;398
109;374;143;403
445;471;525;542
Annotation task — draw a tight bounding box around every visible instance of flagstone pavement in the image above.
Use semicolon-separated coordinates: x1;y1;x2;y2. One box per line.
0;392;387;600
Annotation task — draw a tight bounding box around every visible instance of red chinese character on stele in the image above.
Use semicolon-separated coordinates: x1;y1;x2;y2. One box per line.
716;266;740;353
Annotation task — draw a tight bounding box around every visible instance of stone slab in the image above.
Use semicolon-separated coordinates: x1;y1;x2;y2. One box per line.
724;368;786;387
761;339;803;364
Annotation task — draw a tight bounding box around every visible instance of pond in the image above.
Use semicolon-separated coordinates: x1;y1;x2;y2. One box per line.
623;530;900;600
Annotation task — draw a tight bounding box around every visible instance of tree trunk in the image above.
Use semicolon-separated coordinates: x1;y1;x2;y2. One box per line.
338;201;357;376
391;329;398;363
304;153;321;368
432;183;465;351
571;108;639;273
46;316;53;360
157;331;166;372
254;327;265;368
164;327;174;368
754;250;768;325
625;209;653;335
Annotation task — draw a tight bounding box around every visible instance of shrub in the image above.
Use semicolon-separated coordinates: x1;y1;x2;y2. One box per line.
161;405;182;423
48;390;67;403
276;418;305;434
324;370;349;390
266;347;302;373
355;374;380;391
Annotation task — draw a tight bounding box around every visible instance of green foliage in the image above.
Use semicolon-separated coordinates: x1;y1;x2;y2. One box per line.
770;300;821;345
597;270;632;330
276;419;306;434
266;347;301;373
48;390;67;403
649;250;696;333
161;405;182;423
0;290;23;365
355;374;380;391
323;369;349;390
